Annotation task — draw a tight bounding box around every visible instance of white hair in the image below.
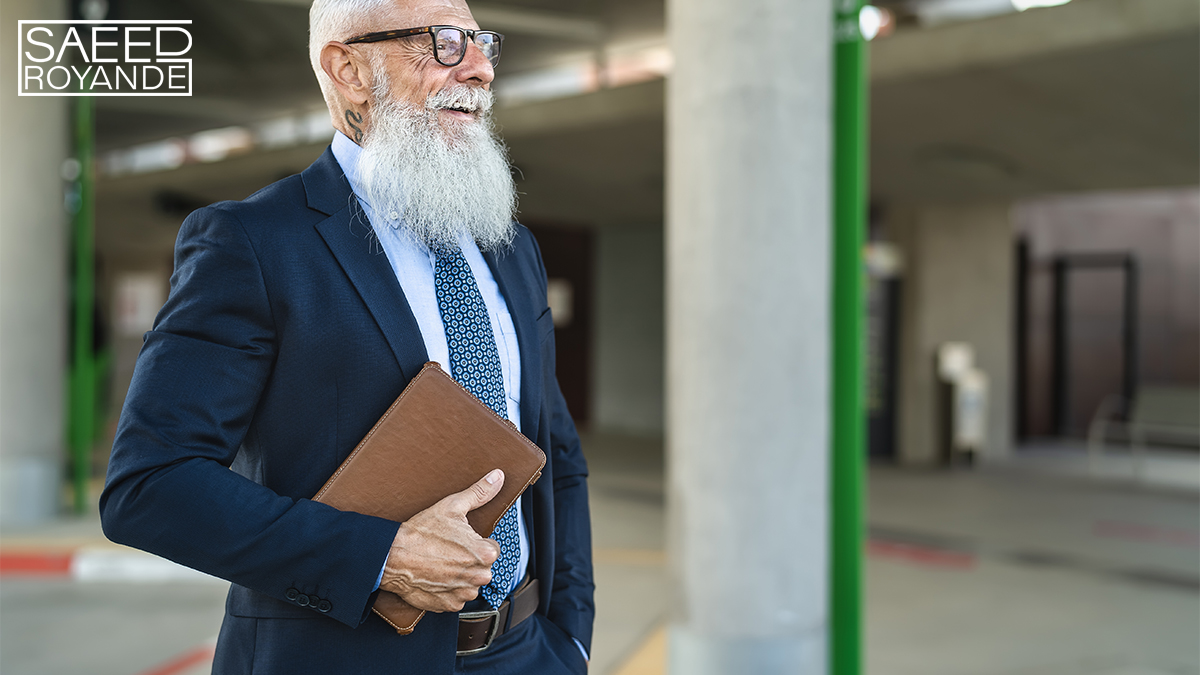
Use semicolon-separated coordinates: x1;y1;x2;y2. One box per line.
309;0;392;109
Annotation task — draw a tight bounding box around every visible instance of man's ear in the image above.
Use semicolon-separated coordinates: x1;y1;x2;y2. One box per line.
321;41;371;106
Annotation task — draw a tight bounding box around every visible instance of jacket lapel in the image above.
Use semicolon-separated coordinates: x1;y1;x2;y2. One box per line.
484;240;545;568
483;242;543;442
304;149;428;382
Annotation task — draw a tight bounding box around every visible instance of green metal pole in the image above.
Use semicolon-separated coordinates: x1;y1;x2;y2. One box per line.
832;0;868;674
69;92;96;514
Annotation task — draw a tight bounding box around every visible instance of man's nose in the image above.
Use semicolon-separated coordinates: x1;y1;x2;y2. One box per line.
454;39;495;86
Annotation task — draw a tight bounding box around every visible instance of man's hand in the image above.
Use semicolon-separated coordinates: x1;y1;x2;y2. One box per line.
380;469;504;612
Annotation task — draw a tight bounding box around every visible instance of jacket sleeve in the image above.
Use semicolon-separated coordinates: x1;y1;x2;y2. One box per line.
545;372;595;654
99;205;398;628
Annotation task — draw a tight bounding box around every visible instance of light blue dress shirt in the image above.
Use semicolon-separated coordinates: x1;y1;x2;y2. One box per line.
330;131;529;593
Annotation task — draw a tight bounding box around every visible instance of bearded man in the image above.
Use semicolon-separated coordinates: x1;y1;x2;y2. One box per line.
99;0;594;672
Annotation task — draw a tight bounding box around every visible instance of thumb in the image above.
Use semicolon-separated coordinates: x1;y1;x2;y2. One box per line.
445;469;505;515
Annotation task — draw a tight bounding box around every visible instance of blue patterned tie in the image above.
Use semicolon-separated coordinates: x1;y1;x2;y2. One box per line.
434;245;520;609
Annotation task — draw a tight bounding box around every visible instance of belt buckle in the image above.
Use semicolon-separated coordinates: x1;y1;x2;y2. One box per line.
457;608;500;656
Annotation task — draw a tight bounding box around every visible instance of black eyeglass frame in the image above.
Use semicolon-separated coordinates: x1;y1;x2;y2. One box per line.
343;25;504;68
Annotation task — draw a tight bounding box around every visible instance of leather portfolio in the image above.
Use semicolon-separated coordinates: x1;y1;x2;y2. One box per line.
312;362;546;634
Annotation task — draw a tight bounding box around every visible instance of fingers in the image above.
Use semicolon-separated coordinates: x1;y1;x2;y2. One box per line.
383;470;509;612
471;564;494;588
381;555;494;612
480;537;501;566
442;469;504;516
404;584;485;613
382;488;507;613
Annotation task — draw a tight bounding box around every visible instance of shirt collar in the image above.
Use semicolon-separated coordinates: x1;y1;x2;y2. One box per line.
331;129;404;226
331;130;364;200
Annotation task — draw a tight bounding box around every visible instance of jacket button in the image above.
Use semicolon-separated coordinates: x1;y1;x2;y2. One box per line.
317;600;332;613
285;588;299;601
296;594;311;607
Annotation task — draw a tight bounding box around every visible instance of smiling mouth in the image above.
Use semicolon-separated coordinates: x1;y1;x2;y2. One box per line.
444;106;474;115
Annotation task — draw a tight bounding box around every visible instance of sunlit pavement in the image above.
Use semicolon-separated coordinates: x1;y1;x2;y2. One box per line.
2;435;1196;675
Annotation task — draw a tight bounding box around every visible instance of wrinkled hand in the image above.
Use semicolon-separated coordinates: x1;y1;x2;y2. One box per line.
381;469;504;612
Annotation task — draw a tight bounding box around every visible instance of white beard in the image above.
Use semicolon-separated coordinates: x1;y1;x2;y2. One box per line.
355;78;517;253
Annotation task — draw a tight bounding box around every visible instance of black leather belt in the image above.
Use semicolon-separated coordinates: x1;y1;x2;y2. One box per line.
457;578;540;656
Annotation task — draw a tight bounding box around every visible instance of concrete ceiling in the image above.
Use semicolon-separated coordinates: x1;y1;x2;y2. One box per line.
94;82;668;265
95;0;316;150
94;0;661;151
871;28;1200;201
94;0;1199;266
868;0;1199;201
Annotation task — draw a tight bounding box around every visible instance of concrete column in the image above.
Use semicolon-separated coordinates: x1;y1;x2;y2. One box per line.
666;0;830;670
1;0;69;523
890;202;1014;465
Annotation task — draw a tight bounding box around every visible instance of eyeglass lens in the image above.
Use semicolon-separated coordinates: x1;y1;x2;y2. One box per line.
434;28;501;67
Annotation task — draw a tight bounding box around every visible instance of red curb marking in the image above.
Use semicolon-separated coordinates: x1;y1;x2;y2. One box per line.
0;551;73;576
867;540;976;569
134;644;216;675
1094;520;1200;548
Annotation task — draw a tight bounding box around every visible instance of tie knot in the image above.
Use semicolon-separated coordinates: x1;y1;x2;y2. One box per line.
435;246;470;273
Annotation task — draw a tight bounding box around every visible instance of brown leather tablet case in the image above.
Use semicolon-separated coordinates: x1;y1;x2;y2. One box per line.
312;362;546;634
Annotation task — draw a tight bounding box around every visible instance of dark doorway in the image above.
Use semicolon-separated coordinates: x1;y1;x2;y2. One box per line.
525;225;594;428
1015;238;1030;440
1051;253;1139;436
867;275;902;459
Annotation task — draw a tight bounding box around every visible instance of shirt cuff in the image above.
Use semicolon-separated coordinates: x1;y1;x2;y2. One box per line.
375;556;387;591
572;637;589;662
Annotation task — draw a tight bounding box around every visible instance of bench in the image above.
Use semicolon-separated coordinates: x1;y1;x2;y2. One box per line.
1087;385;1199;479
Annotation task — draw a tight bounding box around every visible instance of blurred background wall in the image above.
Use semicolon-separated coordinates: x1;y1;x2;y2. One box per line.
2;0;1197;531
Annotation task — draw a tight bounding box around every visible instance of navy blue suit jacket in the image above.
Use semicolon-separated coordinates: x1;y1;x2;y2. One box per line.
100;148;594;673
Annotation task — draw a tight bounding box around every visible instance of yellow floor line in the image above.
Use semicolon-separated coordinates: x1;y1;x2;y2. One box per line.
612;624;666;675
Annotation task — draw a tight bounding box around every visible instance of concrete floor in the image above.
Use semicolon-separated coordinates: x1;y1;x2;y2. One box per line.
2;435;1197;675
863;464;1199;675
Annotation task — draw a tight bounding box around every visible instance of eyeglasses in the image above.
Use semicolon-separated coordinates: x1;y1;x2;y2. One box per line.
344;25;504;68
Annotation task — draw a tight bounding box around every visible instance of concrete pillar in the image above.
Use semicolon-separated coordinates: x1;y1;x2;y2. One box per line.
890;202;1014;465
1;0;69;523
666;0;830;670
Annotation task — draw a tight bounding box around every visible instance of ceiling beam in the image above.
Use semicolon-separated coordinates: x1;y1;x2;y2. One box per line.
495;78;662;139
873;0;1200;81
470;3;603;41
249;0;604;41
